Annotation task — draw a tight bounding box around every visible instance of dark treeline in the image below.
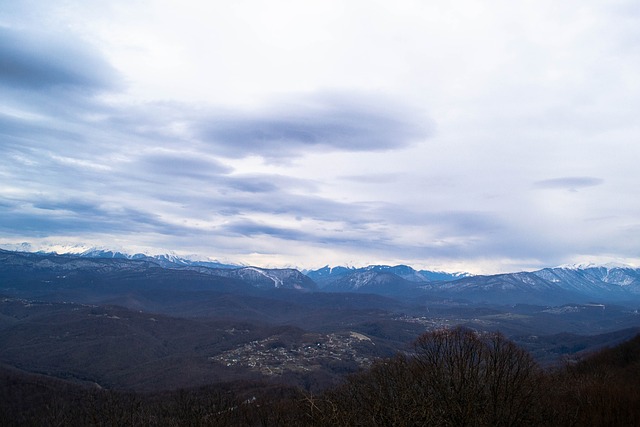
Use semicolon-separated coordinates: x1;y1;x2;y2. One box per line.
2;327;639;426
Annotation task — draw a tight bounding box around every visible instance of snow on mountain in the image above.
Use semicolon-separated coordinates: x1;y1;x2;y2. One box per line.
305;264;471;289
425;265;640;305
58;247;239;269
335;263;640;304
535;265;640;294
556;262;636;270
0;243;239;270
0;242;96;255
0;249;316;292
0;242;38;253
0;248;159;273
195;266;318;291
320;270;416;296
4;243;640;303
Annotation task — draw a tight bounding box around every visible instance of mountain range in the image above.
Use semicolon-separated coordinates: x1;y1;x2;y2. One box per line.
1;248;640;306
2;247;640;394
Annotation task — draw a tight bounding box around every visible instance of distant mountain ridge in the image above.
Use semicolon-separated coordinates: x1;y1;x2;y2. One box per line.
420;266;640;305
0;249;316;292
2;248;640;306
305;262;640;304
306;264;470;286
0;244;240;269
76;248;239;269
186;266;317;291
67;250;315;291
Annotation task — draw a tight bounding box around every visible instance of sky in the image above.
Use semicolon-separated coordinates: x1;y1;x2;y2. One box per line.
1;0;639;274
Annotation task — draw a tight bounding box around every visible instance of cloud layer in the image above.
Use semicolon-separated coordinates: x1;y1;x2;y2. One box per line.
534;177;605;192
0;27;117;91
1;1;640;273
196;94;431;158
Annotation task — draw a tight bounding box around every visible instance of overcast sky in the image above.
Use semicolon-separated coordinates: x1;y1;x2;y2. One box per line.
1;0;639;273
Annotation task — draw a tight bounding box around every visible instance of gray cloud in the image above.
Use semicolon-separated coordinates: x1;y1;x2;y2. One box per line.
223;220;308;241
220;218;393;248
196;93;432;158
225;173;317;195
3;2;638;273
32;200;107;218
215;194;369;225
224;179;279;194
0;26;118;92
0;199;197;238
534;176;604;191
134;152;233;181
339;173;400;184
0;114;82;146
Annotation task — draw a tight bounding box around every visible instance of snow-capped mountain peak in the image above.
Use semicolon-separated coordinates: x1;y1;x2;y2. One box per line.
556;262;636;270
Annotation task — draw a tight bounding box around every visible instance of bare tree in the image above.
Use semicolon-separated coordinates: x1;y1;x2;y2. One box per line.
315;327;544;426
412;327;488;426
483;331;542;426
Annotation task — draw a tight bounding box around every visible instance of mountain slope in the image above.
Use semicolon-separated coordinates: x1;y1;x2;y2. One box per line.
422;266;640;305
3;249;640;305
0;249;316;295
197;267;318;291
321;270;416;296
306;264;469;290
73;248;239;269
74;250;316;290
533;266;640;298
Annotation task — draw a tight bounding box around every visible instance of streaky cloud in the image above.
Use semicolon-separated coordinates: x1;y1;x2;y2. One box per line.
0;200;197;237
224;220;308;241
220;219;386;247
534;176;604;191
0;26;119;92
339;173;400;184
196;92;432;158
134;151;233;181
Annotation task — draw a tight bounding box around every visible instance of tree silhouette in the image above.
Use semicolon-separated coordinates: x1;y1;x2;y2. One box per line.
313;327;544;426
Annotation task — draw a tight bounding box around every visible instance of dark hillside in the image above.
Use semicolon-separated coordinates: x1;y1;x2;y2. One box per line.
545;333;640;426
3;326;640;425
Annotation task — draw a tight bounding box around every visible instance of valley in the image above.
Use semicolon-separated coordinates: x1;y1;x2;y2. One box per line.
1;248;640;393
